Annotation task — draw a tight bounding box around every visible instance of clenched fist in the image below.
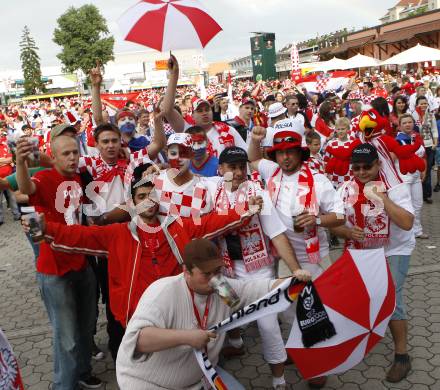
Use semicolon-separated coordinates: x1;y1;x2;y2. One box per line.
251;126;267;143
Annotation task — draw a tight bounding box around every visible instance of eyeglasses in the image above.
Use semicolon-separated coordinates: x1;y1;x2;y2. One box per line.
273;136;299;145
352;163;374;172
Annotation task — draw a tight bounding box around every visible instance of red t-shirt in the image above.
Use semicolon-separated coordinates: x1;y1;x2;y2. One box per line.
0;142;13;178
29;168;87;275
130;225;181;320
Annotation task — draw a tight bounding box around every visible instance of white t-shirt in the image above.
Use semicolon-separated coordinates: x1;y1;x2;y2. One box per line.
337;182;415;257
202;177;286;279
385;184;416;257
257;159;345;263
116;274;273;390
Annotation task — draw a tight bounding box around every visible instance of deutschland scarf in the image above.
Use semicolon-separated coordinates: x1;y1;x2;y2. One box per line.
195;278;336;389
268;164;321;264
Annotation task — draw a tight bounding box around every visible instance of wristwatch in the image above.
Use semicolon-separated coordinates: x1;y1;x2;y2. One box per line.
315;216;322;226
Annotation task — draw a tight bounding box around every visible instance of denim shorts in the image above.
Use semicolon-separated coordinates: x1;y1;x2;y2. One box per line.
387;255;411;321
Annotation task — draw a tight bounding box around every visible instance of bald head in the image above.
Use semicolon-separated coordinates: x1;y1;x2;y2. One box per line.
50;135;79;176
51;134;78;156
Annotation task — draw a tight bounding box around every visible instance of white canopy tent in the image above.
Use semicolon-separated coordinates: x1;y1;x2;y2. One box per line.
342;54;381;69
381;44;440;65
315;57;347;72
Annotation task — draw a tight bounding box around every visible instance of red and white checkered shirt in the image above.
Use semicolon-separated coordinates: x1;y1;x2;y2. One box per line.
360;93;378;106
153;171;212;219
307;155;325;174
323;138;353;189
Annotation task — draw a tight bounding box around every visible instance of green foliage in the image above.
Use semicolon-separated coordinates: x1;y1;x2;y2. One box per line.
20;26;45;96
53;4;114;76
407;5;428;18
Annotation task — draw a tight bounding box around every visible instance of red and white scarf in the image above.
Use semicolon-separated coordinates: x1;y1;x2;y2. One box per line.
0;328;24;390
268;164;321;264
214;180;272;276
207;122;236;157
342;175;390;250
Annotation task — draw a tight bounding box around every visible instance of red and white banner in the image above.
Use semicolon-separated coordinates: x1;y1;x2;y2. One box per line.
297;71;356;94
100;93;140;110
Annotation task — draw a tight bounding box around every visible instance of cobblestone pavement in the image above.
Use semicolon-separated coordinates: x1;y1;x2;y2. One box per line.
1;193;440;390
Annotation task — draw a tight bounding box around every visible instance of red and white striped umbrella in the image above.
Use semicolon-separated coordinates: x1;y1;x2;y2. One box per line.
118;0;222;52
286;248;396;379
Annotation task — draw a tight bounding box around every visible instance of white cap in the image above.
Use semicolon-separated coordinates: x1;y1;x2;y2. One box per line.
167;133;193;148
267;102;287;119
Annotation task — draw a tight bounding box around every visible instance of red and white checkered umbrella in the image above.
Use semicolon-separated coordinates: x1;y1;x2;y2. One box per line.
118;0;222;52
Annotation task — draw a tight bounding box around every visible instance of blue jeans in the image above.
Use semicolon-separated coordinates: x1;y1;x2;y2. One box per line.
387;255;411;321
25;232;40;261
37;265;97;390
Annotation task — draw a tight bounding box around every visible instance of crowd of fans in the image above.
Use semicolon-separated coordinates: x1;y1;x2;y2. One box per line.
1;57;440;389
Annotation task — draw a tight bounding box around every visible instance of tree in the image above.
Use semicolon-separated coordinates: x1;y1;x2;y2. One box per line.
53;4;114;77
20;26;45;95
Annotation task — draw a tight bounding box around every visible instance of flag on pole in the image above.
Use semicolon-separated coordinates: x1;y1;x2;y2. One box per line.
291;42;301;81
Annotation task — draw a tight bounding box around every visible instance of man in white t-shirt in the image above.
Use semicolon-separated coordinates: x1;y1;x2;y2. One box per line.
331;144;415;384
116;239;311;390
162;55;247;157
249;127;345;279
204;146;310;389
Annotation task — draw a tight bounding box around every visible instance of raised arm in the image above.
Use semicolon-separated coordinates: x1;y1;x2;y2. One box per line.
90;61;104;126
146;108;167;161
248;126;266;171
15;138;36;195
162;55;185;132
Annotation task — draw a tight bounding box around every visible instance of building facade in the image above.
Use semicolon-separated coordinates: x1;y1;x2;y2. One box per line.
318;9;440;62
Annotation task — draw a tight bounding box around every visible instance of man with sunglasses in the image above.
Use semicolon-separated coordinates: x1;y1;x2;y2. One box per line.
285;95;312;134
331;143;415;383
249;127;345;278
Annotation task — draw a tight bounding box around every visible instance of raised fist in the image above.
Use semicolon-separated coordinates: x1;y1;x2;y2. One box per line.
251;126;267;142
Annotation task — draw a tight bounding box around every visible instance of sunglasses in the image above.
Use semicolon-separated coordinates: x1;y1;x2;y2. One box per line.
273;136;299;145
352;163;374;172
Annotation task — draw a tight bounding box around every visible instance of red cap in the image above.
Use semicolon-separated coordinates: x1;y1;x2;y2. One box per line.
116;110;136;122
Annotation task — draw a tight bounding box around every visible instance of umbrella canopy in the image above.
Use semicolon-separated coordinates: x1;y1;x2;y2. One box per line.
286;248;395;379
118;0;222;52
315;57;347;72
382;43;440;65
343;53;381;69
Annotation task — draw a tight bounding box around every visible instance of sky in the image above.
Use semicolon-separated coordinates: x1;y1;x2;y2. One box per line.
1;0;398;71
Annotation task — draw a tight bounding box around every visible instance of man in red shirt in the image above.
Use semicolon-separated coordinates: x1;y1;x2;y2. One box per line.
0;137;20;224
15;135;102;390
29;177;262;359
